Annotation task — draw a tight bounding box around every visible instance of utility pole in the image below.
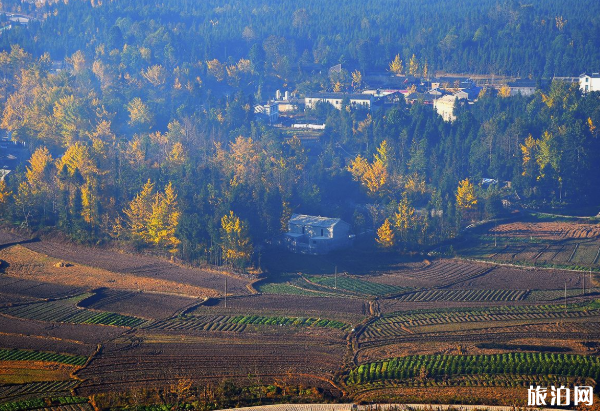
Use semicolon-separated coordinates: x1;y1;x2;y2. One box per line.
583;272;585;295
224;278;228;308
564;281;567;315
334;265;337;289
494;221;497;248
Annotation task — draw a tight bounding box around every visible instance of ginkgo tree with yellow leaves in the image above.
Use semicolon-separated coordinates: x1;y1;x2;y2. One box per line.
348;140;390;195
220;211;253;270
123;180;181;254
456;178;478;211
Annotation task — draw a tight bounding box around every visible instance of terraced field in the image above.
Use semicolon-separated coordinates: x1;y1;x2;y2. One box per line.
0;349;87;366
145;314;349;333
0;296;146;327
0;382;81;404
394;289;528;302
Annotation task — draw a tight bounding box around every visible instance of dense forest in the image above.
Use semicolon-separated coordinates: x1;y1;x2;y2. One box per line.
0;0;600;269
4;0;600;78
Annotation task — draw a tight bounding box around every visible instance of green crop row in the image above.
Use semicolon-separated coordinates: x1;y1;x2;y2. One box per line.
0;397;87;411
395;288;527;302
348;353;600;385
227;315;348;329
0;348;87;366
0;299;146;327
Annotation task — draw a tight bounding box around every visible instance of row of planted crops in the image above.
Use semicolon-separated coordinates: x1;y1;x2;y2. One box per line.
347;353;600;385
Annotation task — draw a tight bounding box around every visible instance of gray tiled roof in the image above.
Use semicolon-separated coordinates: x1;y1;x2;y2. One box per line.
289;214;344;228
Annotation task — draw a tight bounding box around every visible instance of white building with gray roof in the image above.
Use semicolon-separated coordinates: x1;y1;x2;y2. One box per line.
284;214;353;255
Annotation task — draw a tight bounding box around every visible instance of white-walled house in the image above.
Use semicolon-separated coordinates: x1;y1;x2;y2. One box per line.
433;94;458;122
305;93;372;111
284;214;353;254
579;73;600;93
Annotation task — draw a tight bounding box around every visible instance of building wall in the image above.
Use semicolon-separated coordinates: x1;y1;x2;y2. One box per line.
305;97;371;110
580;76;600;93
289;223;332;238
433;95;457;122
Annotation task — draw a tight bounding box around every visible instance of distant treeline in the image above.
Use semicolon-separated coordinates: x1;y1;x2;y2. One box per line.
2;0;600;78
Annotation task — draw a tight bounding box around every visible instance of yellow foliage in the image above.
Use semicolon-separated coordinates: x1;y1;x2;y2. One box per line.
81;182;99;227
408;54;419;76
456;178;477;210
588;117;596;134
499;85;511;98
347;140;389;195
124;179;154;241
374;140;389;168
206;59;225;81
26;147;53;193
333;81;343;92
363;160;387;194
0;179;12;205
394;194;415;234
221;211;253;268
351;70;362;89
127;97;153;128
376;218;395;248
123;180;181;253
404;172;426;194
520;134;539;177
347;155;369;181
141;64;167;87
168;142;186;165
389;54;403;75
55;142;99;180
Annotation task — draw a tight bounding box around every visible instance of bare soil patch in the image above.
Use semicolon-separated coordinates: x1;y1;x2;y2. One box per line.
0;245;217;298
23;237;251;295
0;314;124;347
78;289;200;320
0;275;86;300
446;265;583;290
75;332;345;395
192;294;369;323
490;221;600;240
368;259;492;289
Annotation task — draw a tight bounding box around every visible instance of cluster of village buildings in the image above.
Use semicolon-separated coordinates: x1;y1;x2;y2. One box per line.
256;71;600;125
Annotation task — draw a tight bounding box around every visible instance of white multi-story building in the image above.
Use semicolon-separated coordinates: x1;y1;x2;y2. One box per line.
579;73;600;93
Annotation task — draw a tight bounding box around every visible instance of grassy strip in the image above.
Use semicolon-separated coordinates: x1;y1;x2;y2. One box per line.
348;353;600;385
305;275;408;297
0;348;87;366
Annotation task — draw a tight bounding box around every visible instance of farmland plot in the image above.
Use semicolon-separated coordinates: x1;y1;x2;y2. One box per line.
0;315;124;348
368;259;493;289
78;289;200;320
0;381;80;404
75;334;345;395
394;289;527;302
360;302;600;345
447;266;583;290
145;314;350;333
22;239;251;295
490;222;600;240
0;245;217;297
0;296;147;327
191;294;369;323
